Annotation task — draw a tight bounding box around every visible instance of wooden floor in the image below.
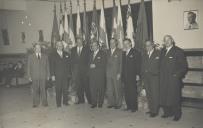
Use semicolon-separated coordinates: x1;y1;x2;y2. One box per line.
0;86;203;128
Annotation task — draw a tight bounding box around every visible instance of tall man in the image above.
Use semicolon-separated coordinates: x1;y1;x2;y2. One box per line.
141;40;160;117
106;38;123;109
71;37;91;104
122;38;141;112
89;40;107;108
27;43;50;108
160;35;188;121
50;41;71;107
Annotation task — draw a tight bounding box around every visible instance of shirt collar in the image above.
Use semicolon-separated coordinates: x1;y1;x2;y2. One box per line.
166;45;173;52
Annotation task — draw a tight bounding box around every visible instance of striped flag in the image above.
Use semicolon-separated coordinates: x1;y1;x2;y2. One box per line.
111;0;117;39
69;0;76;47
63;2;69;48
51;4;59;48
90;0;99;41
59;2;64;40
76;1;82;37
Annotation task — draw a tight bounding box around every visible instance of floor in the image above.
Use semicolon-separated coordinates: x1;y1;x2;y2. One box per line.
0;86;203;128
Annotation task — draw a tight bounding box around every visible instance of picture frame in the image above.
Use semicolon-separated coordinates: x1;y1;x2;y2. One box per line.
184;10;199;30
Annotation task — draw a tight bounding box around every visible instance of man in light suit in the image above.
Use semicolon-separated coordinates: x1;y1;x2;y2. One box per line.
89;40;107;108
50;41;71;107
27;43;50;108
71;37;91;104
122;38;141;112
160;35;188;121
141;40;160;117
106;38;123;109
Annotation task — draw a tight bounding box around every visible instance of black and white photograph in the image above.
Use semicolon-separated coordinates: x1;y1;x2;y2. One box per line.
0;0;203;128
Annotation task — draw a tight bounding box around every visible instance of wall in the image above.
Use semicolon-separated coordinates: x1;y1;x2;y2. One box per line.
152;0;203;49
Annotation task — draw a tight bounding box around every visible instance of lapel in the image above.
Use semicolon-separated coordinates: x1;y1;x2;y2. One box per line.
149;50;156;60
165;46;175;57
127;48;133;58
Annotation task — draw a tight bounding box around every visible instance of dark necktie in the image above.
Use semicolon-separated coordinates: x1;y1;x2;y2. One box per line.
37;54;40;59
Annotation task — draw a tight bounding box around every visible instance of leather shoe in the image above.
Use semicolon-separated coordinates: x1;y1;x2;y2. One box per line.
98;105;103;108
173;115;181;121
146;111;151;114
114;106;121;109
150;113;157;118
91;105;97;108
107;106;114;108
131;110;137;113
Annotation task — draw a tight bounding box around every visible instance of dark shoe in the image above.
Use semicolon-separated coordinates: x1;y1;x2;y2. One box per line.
43;104;48;107
32;105;37;108
98;105;103;108
57;105;61;108
63;103;69;106
124;108;130;111
107;106;114;108
150;113;158;118
173;115;181;121
146;111;151;114
161;114;169;118
91;105;97;108
114;106;121;109
131;109;137;113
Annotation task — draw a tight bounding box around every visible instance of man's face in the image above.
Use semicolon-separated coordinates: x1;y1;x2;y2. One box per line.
110;39;116;49
187;13;195;24
145;41;153;52
76;38;83;47
56;42;63;51
91;42;99;52
163;36;173;48
35;45;41;53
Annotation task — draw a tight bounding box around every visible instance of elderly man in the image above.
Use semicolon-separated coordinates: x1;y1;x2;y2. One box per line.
122;38;141;112
160;35;188;121
27;43;50;108
141;40;160;117
89;40;107;108
50;41;71;107
185;11;198;29
71;36;91;104
106;38;123;109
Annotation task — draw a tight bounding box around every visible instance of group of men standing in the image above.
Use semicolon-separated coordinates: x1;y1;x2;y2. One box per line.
27;34;188;121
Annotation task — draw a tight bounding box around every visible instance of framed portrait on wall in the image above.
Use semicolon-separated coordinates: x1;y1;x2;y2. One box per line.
1;29;10;45
184;10;199;30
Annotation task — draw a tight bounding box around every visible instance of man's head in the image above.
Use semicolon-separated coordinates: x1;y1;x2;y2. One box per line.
56;41;64;51
91;40;99;52
187;11;196;24
123;38;132;50
110;38;118;49
76;36;83;47
163;35;174;48
145;40;154;52
34;43;41;53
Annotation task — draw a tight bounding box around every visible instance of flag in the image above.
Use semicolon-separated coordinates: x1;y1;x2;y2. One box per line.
63;2;69;48
59;2;64;40
51;4;59;48
111;0;117;39
69;0;76;47
76;1;82;37
135;0;149;52
83;0;89;44
126;2;135;47
99;0;109;49
90;0;99;41
116;0;124;49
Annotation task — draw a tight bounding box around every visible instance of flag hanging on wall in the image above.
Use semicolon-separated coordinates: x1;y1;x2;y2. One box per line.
59;2;64;40
126;1;135;47
69;0;76;47
51;4;59;48
99;0;109;49
111;0;117;39
116;0;124;49
76;1;82;37
135;0;149;52
63;2;69;48
90;0;99;41
83;0;89;44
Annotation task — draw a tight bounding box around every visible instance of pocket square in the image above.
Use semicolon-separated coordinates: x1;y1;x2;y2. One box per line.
155;57;159;59
114;55;118;58
129;55;133;58
169;56;173;59
97;57;101;59
65;55;69;58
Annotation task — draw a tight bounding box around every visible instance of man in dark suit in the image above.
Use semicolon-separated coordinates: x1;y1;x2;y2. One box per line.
71;37;91;104
141;40;160;117
106;38;123;109
50;41;71;107
89;40;107;108
160;35;188;121
122;38;141;112
27;43;50;107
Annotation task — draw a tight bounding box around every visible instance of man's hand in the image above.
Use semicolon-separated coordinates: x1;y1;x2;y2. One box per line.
28;77;32;82
90;64;96;69
136;75;140;81
51;76;56;81
117;74;121;80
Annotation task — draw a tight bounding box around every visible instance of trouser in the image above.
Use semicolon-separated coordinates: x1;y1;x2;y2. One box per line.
106;76;123;107
55;78;70;107
124;82;138;111
144;74;159;114
162;104;182;117
76;74;91;104
31;79;47;106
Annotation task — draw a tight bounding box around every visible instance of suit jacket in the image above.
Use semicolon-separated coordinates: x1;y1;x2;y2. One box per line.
122;48;141;84
141;49;161;76
27;53;50;80
50;50;71;79
106;48;122;77
71;46;90;74
89;50;107;78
